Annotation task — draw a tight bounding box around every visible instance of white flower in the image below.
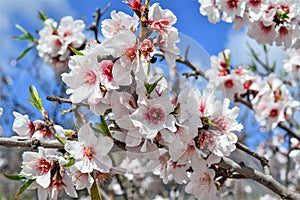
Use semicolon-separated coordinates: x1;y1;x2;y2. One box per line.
101;10;139;38
12;111;34;137
185;167;219;200
65;124;113;173
62;52;102;104
21;148;52;188
220;0;246;23
198;0;221;24
283;49;300;80
37;16;86;71
149;3;180;67
68;166;94;191
130;93;175;140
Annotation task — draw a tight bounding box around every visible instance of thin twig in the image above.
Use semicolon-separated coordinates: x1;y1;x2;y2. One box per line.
87;3;111;43
46;95;89;107
235;96;300;141
236;142;270;175
219;157;300;200
155;52;206;79
247;43;270;73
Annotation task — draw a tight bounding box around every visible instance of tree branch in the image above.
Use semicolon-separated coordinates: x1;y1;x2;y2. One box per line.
0;137;64;149
236;142;270;175
235;95;300;141
87;3;111;43
155;52;206;79
219;157;300;200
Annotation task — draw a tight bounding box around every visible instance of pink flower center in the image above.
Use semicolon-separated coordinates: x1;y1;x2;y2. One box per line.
220;61;228;69
199;172;211;184
278;26;289;37
38;158;51;174
125;45;138;61
259;21;273;34
151;19;170;33
269;108;279;118
226;0;239;9
249;0;261;7
243;80;253;91
198;131;215;149
100;60;114;82
83;146;95;160
84;70;97;85
140;39;154;57
224;79;234;88
199;100;206;115
218;70;228;76
63;31;72;37
54;38;62;46
145;106;166;125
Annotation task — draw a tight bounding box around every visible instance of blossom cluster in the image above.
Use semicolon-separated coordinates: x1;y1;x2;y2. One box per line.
198;0;300;49
283;48;300;80
36;16;86;72
8;0;300;199
206;49;300;131
9;2;245;199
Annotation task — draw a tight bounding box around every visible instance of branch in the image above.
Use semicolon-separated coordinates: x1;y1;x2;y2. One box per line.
46;95;89;107
236;142;270;175
219;157;300;200
87;3;111;43
155;52;206;79
247;43;270;74
235;96;300;141
0;137;64;149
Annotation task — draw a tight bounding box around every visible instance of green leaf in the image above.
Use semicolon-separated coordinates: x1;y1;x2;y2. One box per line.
263;44;268;53
104;108;112;116
63;157;75;167
27;85;44;113
15;24;35;42
3;173;26;181
15;179;35;200
95;116;111;137
144;76;163;95
69;46;84;56
91;180;102;200
12;36;34;41
37;11;48;22
16;46;34;61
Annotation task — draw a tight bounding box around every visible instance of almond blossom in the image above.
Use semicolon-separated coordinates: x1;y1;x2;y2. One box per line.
21;148;52;188
37;16;86;72
185;167;219;200
283;48;300;80
64;124;113;173
101;10;139;39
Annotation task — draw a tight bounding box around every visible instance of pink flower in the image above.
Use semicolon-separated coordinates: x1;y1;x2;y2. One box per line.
12;111;34;137
101;10;139;38
64;124;113;173
37;16;85;71
185;167;219;200
21;148;52;188
198;0;221;24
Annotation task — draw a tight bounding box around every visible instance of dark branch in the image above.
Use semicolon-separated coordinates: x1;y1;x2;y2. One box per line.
236;142;270;175
87;3;111;43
